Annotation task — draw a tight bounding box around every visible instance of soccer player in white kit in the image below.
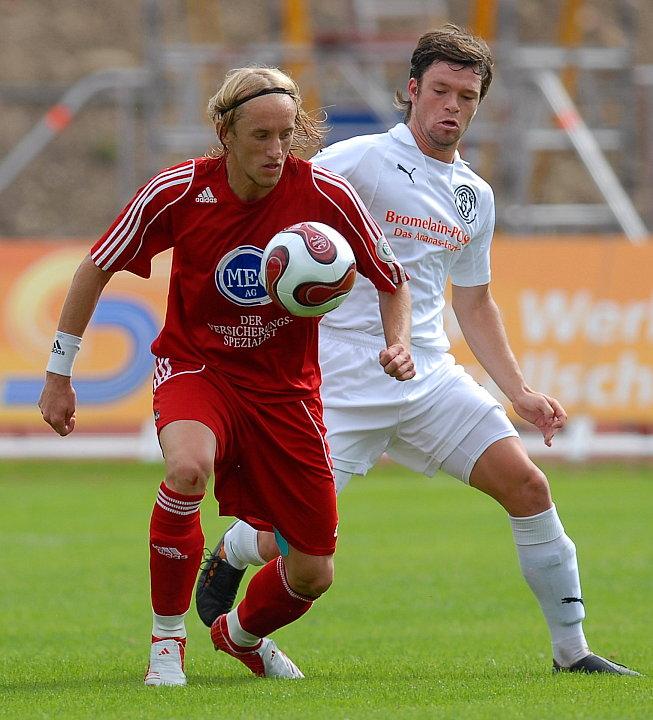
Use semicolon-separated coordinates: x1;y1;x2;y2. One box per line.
196;25;639;675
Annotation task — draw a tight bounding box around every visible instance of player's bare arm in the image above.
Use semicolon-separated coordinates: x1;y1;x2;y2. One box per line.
451;283;567;446
39;255;113;436
377;282;415;381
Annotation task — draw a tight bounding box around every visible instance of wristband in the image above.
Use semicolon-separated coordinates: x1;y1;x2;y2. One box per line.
46;331;82;377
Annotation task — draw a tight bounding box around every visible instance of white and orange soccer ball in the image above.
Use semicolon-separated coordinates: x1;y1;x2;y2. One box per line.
261;221;357;317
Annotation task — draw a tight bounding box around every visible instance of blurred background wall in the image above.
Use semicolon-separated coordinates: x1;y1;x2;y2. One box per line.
1;0;652;237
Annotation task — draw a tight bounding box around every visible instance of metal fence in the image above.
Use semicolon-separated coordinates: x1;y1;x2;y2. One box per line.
0;0;651;236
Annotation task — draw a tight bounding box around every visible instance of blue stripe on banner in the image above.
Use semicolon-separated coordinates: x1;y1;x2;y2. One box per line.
3;296;159;405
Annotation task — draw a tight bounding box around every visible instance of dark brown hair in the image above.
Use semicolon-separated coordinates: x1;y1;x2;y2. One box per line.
394;24;494;120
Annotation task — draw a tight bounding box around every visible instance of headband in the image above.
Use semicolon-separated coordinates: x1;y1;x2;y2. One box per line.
220;87;295;115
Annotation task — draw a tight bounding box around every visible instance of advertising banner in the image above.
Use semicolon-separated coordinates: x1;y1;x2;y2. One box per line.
447;237;653;424
1;237;652;433
1;241;170;432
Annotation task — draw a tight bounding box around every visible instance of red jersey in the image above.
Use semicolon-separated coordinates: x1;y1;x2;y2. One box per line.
90;155;407;401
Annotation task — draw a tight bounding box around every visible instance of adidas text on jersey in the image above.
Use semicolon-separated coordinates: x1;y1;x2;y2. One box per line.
196;187;218;203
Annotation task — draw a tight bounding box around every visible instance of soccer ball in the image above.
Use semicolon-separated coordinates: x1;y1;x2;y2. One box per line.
261;221;357;317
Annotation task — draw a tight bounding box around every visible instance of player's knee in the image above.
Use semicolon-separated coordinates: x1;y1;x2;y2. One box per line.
295;570;333;599
522;465;551;501
164;454;212;495
288;558;334;599
509;464;551;514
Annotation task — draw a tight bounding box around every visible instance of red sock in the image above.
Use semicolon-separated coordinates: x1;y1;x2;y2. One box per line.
149;483;205;616
237;556;314;638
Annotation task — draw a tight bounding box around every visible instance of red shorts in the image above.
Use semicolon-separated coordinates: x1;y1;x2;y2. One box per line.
152;358;338;555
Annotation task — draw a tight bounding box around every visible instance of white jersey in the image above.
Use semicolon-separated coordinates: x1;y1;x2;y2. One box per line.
314;123;495;352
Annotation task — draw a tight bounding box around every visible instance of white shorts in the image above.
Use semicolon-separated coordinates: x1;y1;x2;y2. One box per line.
319;325;518;484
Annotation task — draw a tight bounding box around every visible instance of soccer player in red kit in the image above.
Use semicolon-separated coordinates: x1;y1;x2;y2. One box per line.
38;66;415;686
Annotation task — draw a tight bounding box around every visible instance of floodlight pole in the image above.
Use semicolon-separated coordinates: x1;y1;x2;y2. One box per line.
0;68;148;197
534;70;648;244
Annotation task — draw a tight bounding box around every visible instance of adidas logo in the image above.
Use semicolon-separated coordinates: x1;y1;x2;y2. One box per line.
158;647;171;656
195;186;217;203
51;339;65;356
152;545;189;560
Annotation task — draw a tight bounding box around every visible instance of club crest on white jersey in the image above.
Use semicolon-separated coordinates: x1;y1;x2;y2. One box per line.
454;185;477;223
215;245;271;306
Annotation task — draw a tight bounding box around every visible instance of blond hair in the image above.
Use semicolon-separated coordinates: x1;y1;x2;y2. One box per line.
207;66;326;156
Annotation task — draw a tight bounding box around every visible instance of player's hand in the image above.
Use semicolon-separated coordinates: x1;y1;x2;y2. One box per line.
511;390;567;447
38;373;77;436
379;344;415;381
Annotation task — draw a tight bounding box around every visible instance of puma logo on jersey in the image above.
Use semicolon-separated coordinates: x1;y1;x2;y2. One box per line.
397;164;416;183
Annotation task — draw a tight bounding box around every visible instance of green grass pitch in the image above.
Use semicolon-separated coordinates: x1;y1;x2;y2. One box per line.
1;460;651;719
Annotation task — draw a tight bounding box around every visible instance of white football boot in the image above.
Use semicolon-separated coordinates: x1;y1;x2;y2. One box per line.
211;613;304;678
144;638;187;686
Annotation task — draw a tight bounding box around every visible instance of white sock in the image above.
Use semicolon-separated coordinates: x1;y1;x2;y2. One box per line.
152;612;186;640
224;521;264;569
226;608;261;647
510;505;590;667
